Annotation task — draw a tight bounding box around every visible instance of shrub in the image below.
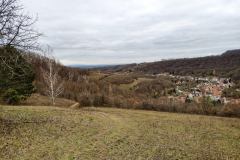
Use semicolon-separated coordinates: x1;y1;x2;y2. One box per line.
141;101;155;110
78;95;92;107
122;98;135;109
2;88;21;105
114;97;123;108
93;94;108;107
218;105;240;118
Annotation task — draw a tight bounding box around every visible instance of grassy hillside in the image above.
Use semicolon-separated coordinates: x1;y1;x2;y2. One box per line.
21;94;77;108
87;71;107;79
1;106;240;159
118;78;152;90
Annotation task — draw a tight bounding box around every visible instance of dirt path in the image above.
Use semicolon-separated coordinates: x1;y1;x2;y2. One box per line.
69;102;79;109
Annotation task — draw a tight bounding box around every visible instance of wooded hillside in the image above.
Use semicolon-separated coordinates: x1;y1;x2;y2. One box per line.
93;49;240;81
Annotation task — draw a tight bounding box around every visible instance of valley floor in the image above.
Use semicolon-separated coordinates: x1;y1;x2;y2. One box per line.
1;106;240;159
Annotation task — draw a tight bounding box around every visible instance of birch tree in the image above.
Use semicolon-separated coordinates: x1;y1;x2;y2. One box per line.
41;46;64;105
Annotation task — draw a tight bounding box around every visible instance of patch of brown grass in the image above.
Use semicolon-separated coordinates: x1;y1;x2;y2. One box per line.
118;78;152;90
21;94;76;108
87;71;107;79
0;106;240;159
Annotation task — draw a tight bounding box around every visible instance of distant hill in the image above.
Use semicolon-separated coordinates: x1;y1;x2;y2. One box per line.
93;49;240;81
67;64;130;68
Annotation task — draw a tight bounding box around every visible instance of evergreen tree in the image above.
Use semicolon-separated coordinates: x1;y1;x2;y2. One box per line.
0;45;36;101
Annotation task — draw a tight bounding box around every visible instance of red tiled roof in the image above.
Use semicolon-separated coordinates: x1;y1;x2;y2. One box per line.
179;95;187;97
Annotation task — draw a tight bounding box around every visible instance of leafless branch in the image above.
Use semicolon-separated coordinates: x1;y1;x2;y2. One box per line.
0;0;43;50
40;45;64;105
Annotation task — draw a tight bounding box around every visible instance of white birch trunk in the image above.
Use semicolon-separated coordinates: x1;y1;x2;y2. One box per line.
40;46;64;105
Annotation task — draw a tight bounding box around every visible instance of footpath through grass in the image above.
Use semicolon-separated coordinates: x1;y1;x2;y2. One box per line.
1;106;240;159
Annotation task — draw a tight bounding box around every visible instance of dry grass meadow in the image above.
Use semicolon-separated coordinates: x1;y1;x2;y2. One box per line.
87;71;107;79
21;94;76;108
1;105;240;159
118;78;152;90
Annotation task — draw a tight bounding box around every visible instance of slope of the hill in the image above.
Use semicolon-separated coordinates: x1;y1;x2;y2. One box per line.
93;49;240;81
1;106;240;159
21;94;77;108
93;63;137;73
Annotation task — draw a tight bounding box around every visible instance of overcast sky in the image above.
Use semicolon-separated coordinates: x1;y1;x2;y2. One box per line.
21;0;240;65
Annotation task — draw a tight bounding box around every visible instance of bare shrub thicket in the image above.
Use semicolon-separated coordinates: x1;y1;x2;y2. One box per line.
59;72;240;118
76;90;240;118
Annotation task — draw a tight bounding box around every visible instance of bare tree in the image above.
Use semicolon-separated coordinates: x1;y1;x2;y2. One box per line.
0;0;43;50
77;75;81;84
68;72;74;82
83;75;89;83
0;0;43;90
40;46;64;105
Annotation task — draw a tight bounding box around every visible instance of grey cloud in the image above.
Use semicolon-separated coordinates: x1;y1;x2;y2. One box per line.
21;0;240;65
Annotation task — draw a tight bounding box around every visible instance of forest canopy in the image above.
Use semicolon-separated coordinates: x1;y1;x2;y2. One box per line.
93;49;240;82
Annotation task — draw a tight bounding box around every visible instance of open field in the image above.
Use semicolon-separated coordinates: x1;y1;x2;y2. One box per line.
1;106;240;159
87;71;107;79
21;94;76;108
118;78;152;90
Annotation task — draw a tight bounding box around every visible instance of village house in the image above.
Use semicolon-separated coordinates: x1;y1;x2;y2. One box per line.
223;97;233;105
156;75;237;105
179;94;187;100
194;97;203;103
176;81;182;85
212;77;218;82
177;99;185;103
168;96;175;102
187;93;194;98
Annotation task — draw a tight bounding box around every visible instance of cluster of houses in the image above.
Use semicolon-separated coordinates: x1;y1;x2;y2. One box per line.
167;75;239;105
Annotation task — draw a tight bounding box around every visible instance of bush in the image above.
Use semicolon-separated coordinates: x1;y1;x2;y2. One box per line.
140;101;155;110
2;88;21;105
114;97;123;108
78;95;92;107
93;94;108;107
218;105;240;118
